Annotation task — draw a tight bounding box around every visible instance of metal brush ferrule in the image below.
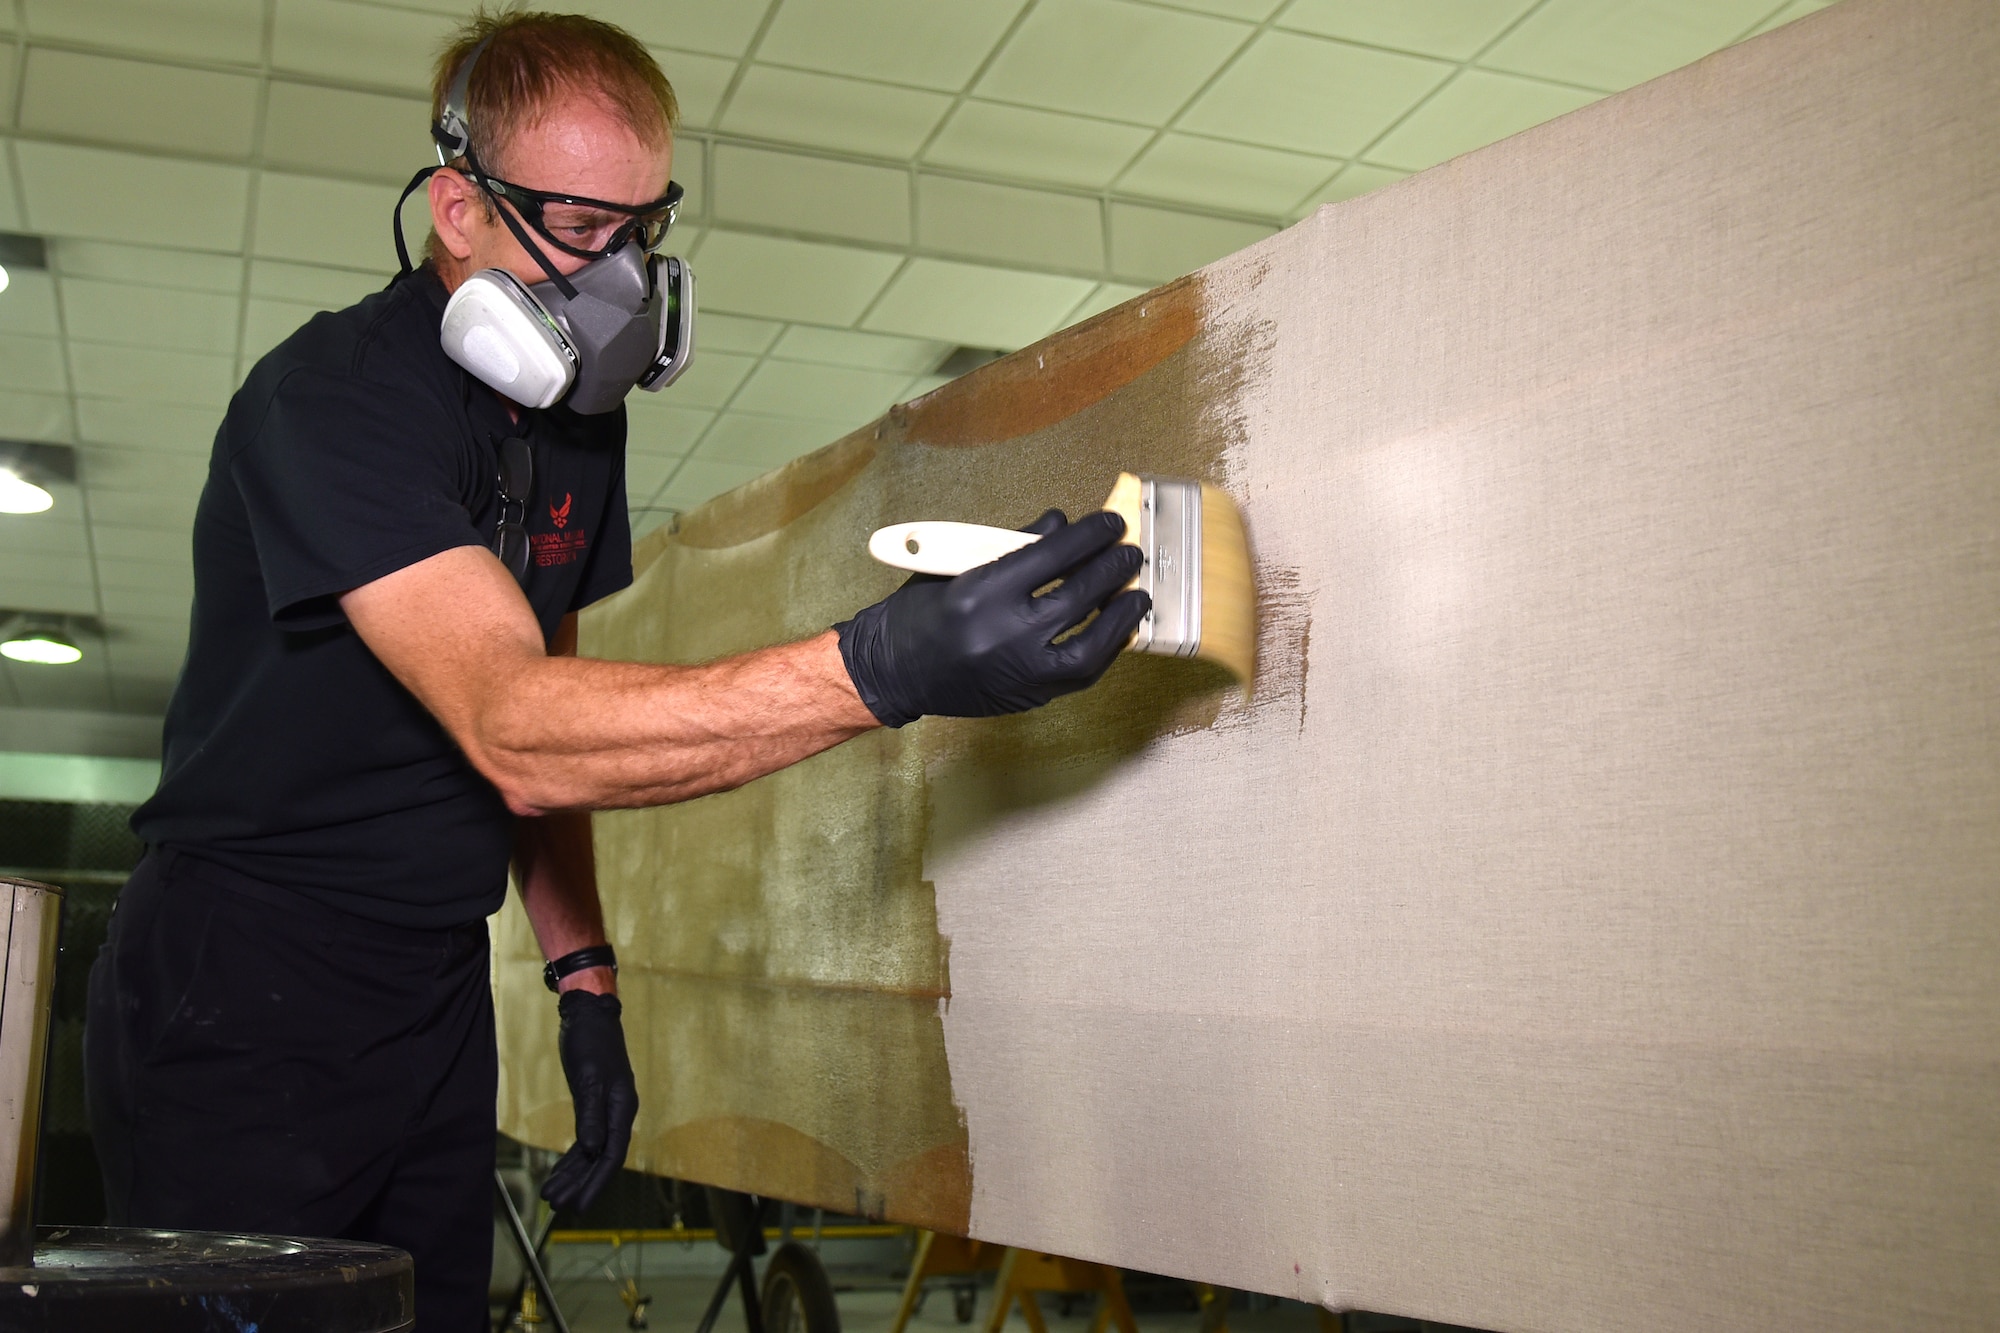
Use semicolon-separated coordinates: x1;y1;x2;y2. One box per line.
1132;474;1202;658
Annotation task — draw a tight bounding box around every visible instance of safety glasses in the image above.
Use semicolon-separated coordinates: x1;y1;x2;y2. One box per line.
463;147;681;261
493;435;533;582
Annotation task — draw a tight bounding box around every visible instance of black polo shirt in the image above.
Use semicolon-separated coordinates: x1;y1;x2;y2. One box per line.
134;265;633;928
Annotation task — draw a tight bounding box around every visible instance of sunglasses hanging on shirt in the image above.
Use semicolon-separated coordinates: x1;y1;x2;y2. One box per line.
391;36;697;414
493;435;534;583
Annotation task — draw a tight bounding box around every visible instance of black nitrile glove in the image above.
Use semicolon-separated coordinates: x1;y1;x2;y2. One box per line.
835;509;1151;727
540;989;638;1215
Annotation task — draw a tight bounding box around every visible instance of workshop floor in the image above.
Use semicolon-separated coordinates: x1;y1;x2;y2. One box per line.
510;1271;1340;1333
505;1247;1459;1333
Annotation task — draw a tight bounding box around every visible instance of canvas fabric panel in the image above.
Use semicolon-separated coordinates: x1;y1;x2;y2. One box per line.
494;0;2000;1324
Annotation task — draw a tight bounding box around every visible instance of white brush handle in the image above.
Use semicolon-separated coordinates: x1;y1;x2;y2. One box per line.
867;521;1038;576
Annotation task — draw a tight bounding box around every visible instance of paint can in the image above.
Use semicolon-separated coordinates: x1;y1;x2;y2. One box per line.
0;877;62;1267
0;877;415;1330
0;1226;414;1330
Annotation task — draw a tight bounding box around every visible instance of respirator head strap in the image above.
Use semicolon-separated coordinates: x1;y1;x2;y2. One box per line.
392;164;441;276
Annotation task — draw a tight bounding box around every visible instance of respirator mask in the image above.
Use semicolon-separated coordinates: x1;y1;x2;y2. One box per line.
392;38;696;414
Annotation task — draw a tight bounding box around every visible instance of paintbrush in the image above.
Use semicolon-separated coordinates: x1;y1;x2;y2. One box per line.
866;472;1256;685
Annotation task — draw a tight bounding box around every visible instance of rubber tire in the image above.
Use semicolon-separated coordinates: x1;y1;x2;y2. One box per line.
760;1241;841;1333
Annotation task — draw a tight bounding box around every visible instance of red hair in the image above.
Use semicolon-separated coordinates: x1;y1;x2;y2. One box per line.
432;9;679;173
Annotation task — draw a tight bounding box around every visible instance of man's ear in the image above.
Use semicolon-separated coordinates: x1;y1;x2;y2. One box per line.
428;168;482;262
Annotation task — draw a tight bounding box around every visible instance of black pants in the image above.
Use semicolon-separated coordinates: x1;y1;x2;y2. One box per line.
85;847;498;1332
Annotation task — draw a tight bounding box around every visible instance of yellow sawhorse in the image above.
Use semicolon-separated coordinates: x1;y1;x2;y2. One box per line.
889;1232;1346;1333
887;1232;1136;1333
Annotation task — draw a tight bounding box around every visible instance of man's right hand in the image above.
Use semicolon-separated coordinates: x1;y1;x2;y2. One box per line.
834;509;1151;728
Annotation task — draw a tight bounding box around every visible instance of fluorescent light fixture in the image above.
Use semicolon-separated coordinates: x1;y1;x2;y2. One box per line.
0;266;10;296
0;467;52;514
1;628;82;666
0;441;74;514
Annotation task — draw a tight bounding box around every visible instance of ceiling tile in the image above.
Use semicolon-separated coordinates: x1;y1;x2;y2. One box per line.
1157;0;1283;17
0;332;65;394
0;270;60;337
85;488;201;530
61;279;240;356
730;360;913;423
975;0;1249;124
264;82;432;183
582;0;770;57
691;231;902;325
19;49;259;159
1179;30;1452;156
1279;0;1539;60
106;676;178;715
1108;202;1274;282
1481;0;1774;91
7;667;112;712
694;312;784;355
861;257;1094;349
656;456;767;509
0;143;21;232
917;176;1102;273
695;414;846;469
658;348;758;409
252;172;405;273
721;66;953;159
96;555;192;592
241;297;327;363
1115;133;1337;216
0;511;86;560
75;400;222;454
1292;162;1408;216
671;139;707;221
0;390;69;443
923;102;1153;191
97;585;185;621
769;326;945;373
249;259;387;308
271;0;456;93
715;146;909;246
90;525;198;561
18;142;250;251
77;443;214;496
1059;281;1153;329
624;450;683;502
22;0;265;65
623;401;715;456
1748;0;1836;38
54;242;244;295
1;565;93;601
70;344;235;411
758;0;1027;91
1368;70;1601;172
651;49;737;129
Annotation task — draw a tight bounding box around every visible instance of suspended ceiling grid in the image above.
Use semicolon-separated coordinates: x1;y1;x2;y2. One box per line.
0;0;1834;743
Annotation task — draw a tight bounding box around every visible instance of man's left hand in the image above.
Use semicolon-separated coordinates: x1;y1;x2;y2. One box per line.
541;989;638;1214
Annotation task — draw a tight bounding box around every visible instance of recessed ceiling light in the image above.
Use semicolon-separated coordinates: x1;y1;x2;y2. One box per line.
0;467;53;514
1;627;82;666
0;234;48;300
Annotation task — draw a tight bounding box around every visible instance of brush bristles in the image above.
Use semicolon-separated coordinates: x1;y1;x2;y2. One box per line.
1196;482;1256;686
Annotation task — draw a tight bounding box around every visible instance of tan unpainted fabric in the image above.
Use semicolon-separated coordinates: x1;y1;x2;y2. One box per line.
496;0;1999;1325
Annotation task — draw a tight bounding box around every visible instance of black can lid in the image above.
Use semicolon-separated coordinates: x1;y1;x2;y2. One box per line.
0;1226;413;1332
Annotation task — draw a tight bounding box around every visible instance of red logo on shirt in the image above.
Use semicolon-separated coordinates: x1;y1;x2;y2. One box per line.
550;493;573;529
531;526;588;567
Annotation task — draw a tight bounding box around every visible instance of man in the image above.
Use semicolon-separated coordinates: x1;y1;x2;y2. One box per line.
82;11;1148;1331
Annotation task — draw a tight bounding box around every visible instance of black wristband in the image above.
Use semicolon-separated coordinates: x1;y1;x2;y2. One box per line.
544;943;618;992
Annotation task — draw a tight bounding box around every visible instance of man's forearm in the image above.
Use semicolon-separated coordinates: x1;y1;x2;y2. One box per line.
515;809;615;994
473;629;880;815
